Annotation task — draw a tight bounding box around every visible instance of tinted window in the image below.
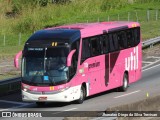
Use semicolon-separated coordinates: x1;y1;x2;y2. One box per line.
126;30;134;47
100;35;109;54
90;37;101;56
108;34;114;52
70;40;80;78
134;27;140;46
112;33;119;50
81;38;91;63
119;31;127;49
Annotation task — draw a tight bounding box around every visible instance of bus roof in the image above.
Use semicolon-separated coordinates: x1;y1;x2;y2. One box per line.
27;29;81;43
27;21;140;44
53;21;140;29
47;21;140;38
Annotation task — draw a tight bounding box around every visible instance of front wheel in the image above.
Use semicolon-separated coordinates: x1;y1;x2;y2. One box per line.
76;86;86;104
119;73;128;92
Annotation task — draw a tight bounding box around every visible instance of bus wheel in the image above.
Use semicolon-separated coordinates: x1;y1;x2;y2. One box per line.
119;73;128;92
36;102;45;107
76;86;86;104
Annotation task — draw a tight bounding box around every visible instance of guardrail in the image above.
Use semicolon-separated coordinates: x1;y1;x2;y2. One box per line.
142;36;160;48
0;77;21;96
0;36;160;96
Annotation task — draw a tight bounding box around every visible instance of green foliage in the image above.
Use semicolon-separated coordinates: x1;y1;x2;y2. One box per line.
52;0;71;4
1;0;160;35
100;0;129;11
39;0;48;6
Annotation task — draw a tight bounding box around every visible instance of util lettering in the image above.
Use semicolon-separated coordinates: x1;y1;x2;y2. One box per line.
125;46;138;71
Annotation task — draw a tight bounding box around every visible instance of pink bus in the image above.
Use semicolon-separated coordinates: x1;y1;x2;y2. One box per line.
14;21;142;106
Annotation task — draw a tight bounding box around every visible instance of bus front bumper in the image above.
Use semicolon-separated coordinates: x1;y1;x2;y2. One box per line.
22;85;81;102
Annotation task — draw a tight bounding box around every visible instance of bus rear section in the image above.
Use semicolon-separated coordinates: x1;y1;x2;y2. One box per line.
14;21;142;105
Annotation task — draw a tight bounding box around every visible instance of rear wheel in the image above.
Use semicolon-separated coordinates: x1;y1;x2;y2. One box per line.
36;102;45;106
119;73;128;92
76;86;86;104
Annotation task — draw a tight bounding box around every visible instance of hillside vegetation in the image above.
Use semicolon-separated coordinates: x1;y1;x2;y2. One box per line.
0;0;160;34
0;0;160;53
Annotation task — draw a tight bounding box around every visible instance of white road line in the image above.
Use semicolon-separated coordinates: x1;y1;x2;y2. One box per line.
142;58;160;69
0;100;28;105
52;108;77;115
64;108;77;111
143;63;160;72
142;61;153;64
147;56;160;59
114;90;141;99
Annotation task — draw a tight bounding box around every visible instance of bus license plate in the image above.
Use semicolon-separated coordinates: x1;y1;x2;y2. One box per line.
38;97;47;101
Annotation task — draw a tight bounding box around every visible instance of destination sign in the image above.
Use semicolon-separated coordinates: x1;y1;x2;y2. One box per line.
28;48;44;51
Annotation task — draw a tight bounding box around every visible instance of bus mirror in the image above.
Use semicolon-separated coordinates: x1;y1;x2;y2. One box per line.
67;49;76;67
14;51;22;68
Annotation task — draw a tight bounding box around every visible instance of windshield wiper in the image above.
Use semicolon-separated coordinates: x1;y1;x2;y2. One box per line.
29;71;40;85
45;71;56;86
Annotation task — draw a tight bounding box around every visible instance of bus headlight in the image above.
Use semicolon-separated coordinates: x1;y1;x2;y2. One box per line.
59;86;70;92
22;85;30;92
23;88;27;92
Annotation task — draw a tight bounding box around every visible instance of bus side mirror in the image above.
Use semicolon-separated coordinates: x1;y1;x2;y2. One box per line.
67;49;76;67
14;51;22;68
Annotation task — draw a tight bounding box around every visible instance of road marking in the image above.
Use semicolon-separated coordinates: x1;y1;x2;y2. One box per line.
142;61;153;64
114;90;141;99
52;108;77;115
0;100;28;105
142;58;160;69
64;108;77;111
147;56;160;59
143;63;160;72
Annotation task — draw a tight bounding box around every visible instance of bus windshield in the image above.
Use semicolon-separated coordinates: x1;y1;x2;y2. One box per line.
22;47;69;86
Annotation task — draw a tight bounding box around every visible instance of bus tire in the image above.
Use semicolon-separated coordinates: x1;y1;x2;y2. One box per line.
36;102;45;106
76;86;86;104
119;73;128;92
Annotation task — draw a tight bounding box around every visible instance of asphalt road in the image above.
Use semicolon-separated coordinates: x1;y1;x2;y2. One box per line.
0;56;160;119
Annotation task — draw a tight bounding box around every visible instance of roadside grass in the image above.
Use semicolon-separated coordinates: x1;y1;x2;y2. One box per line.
0;1;160;48
0;46;23;57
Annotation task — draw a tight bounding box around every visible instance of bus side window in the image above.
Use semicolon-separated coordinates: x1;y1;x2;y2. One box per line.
90;37;101;56
81;38;91;63
109;34;115;52
133;27;140;46
112;33;119;51
100;35;109;54
119;31;127;49
127;29;134;47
